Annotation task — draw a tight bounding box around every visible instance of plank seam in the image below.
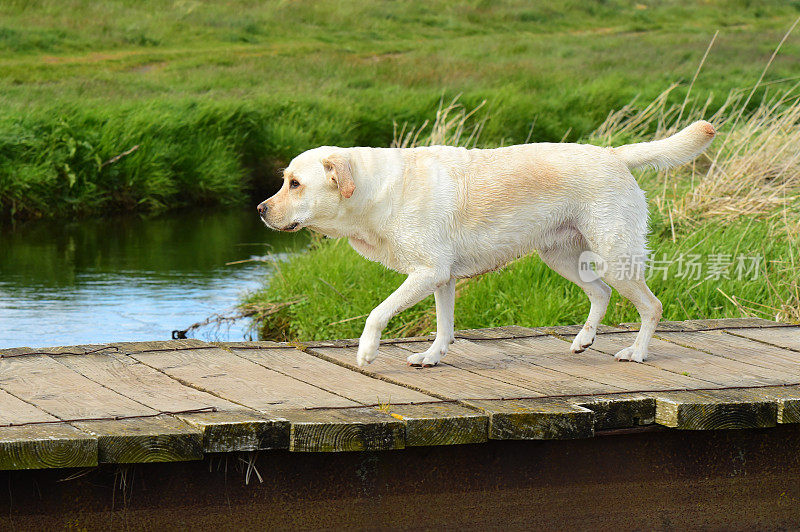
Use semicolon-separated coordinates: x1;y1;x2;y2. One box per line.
124;351;280;412
723;329;800;353
285;383;800;410
45;353;168;417
303;347;457;402
542;333;724;387
0;345;120;359
0;407;217;429
219;344;370;407
652;331;797;371
394;339;630;395
0;387;67;427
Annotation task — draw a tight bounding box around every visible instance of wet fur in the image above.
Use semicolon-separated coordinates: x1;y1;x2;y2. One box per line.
259;121;716;367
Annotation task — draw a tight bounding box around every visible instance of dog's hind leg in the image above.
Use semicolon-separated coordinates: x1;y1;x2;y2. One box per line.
407;277;455;367
589;182;661;362
539;245;612;353
602;274;662;362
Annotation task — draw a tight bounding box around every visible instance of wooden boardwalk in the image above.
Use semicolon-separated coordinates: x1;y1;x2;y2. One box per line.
1;318;798;470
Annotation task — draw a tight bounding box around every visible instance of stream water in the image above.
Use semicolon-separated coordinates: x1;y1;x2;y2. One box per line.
0;208;306;348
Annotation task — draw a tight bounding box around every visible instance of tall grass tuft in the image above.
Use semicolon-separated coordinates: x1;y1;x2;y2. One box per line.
592;84;800;231
392;96;487;149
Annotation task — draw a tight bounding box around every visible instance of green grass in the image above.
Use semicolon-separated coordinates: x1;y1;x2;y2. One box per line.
2;1;800;220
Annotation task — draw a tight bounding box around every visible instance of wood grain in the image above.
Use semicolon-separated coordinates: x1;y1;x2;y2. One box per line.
572;394;656;430
464;398;595;440
495;336;709;391
0;424;97;470
309;344;540;400
588;331;798;387
453;325;550;340
397;337;618;396
0;351;156;419
620;318;792;332
128;345;359;410
229;345;434;405
0;388;99;469
724;326;800;352
74;416;203;463
282;408;405;452
656;330;800;374
654;389;778;430
385;403;488;446
56;349;237;412
176;410;290;452
1;322;799;468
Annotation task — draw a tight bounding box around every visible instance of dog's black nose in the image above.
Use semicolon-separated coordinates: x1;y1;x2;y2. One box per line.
257;202;268;216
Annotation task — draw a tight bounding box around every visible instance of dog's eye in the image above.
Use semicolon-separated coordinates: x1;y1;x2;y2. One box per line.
289;179;300;189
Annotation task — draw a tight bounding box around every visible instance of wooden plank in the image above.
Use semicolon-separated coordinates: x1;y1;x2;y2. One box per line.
73;416;203;463
0;353;155;419
0;388;65;426
0;389;97;470
572;394;656;430
55;348;272;453
0;424;97;470
229;345;487;448
175;410;290;452
453;325;549;340
126;344;359;410
384;403;488;446
655;330;800;374
55;349;238;412
282;408;405;452
463;399;595;440
396;338;618;396
674;318;792;330
495;336;709;391
228;345;434;405
0;351;197;463
653;389;778;430
588;332;798;387
620;318;792;332
768;386;800;423
725;326;800;352
540;324;627;336
309;344;542;400
115;339;212;351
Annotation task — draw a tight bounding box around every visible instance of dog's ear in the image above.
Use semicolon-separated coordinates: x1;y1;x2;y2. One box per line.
321;153;355;199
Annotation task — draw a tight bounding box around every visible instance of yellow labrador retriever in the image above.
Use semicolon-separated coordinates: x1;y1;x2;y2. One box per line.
258;121;716;367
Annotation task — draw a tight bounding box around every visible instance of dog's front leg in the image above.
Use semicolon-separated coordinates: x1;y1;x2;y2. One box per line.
357;268;449;367
406;277;455;367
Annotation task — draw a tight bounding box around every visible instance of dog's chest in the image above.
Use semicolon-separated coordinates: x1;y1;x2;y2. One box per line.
348;235;414;274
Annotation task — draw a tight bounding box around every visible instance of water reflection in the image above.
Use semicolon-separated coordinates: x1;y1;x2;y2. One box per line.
0;208;307;348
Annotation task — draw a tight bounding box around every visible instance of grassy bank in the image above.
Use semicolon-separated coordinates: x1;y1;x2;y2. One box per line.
245;70;800;338
2;1;800;220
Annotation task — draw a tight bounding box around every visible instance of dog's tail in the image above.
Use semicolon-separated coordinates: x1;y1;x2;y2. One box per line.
614;120;716;170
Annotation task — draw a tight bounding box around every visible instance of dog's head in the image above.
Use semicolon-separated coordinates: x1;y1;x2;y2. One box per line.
257;147;355;234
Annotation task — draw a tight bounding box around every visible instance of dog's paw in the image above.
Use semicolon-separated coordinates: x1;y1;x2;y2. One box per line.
614;346;647;363
570;327;596;354
356;335;380;367
406;351;426;366
406;343;447;367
